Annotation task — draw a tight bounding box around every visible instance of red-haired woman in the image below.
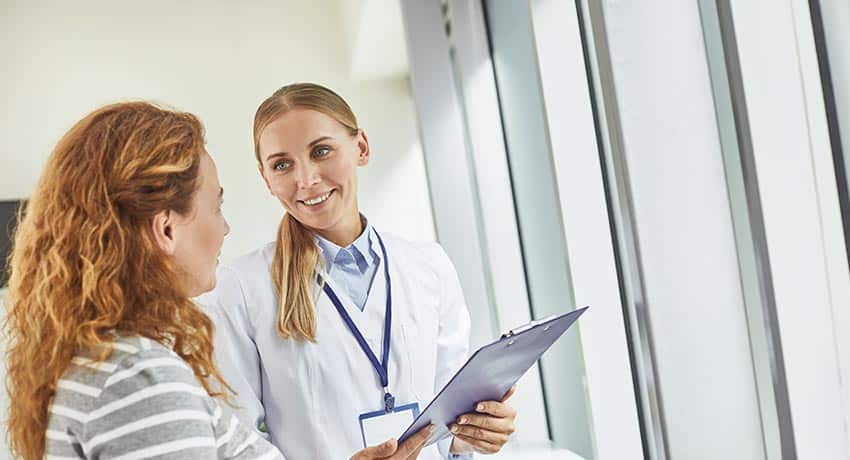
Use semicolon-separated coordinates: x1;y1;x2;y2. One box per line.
4;102;430;459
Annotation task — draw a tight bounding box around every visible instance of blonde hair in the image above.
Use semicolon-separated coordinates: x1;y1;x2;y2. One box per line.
253;83;359;341
4;102;230;459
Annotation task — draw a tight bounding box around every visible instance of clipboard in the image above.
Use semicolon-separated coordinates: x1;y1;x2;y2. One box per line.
397;306;589;447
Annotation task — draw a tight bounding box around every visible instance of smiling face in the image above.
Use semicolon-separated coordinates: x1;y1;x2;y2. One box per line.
258;108;370;246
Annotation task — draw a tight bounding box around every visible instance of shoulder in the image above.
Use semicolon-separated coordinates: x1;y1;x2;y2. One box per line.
64;335;198;393
100;336;201;391
58;336;175;389
378;230;435;256
51;336;201;424
89;337;211;423
377;231;456;278
52;336;253;459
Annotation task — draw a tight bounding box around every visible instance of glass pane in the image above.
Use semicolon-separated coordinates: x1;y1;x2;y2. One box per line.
585;0;776;458
483;0;595;457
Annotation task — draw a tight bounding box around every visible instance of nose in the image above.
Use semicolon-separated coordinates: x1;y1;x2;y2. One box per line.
294;162;321;189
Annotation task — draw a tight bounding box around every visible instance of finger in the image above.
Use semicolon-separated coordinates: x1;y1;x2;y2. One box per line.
405;446;425;460
452;432;503;454
393;424;434;458
351;438;397;459
474;400;517;419
455;413;516;434
501;385;517;402
449;423;510;446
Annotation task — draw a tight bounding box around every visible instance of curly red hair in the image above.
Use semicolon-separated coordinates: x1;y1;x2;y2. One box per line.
4;102;229;459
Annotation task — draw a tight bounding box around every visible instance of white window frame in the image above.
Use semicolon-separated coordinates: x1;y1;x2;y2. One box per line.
726;0;850;457
528;0;643;458
399;0;550;445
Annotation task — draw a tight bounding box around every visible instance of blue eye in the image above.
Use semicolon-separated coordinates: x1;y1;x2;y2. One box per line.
313;146;331;158
274;160;291;171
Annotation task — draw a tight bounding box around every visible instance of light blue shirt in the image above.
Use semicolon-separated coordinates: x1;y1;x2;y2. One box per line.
315;218;380;311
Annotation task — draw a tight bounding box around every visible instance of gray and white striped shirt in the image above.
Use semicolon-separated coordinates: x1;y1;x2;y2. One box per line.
45;335;283;459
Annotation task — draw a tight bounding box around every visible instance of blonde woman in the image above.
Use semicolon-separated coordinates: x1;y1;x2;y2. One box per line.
202;83;517;459
4;102;430;459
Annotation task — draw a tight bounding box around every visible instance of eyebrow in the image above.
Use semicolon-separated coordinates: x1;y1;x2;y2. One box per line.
308;136;332;148
264;136;334;162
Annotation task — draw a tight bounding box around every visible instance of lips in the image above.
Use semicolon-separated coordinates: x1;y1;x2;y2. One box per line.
299;189;335;207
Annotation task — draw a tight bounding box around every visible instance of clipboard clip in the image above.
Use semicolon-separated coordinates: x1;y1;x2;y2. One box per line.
501;320;538;339
501;313;559;339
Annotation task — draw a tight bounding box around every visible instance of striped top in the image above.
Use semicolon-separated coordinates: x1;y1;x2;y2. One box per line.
45;335;284;460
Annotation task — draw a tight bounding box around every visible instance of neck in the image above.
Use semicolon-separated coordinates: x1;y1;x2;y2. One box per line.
315;213;363;247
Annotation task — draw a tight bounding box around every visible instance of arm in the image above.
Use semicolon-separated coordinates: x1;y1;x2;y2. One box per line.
198;265;268;437
430;245;517;457
430;245;472;397
428;245;474;459
82;348;282;459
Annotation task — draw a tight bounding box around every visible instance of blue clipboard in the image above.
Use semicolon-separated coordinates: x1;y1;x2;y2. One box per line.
397;306;589;447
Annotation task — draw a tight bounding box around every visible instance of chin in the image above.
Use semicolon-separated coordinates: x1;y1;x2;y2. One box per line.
204;276;217;293
304;212;344;231
188;276;217;298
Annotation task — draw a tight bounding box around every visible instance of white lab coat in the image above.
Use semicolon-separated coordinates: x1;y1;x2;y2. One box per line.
200;232;471;459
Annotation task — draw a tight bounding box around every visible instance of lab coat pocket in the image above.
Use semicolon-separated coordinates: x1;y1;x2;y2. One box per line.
401;319;438;402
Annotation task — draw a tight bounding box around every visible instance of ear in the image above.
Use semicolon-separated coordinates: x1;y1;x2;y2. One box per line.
151;209;178;255
356;129;370;166
258;163;274;195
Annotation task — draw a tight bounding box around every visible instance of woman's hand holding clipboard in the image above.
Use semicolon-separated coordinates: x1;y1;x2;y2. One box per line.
447;384;518;454
397;306;590;448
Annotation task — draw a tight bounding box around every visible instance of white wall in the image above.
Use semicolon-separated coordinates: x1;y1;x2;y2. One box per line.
0;1;433;457
0;0;435;264
341;0;409;80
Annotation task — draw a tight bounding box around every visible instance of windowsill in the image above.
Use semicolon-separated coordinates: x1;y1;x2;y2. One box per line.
490;443;586;460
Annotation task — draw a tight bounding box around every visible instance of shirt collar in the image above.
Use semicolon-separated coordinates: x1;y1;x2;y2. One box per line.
315;215;378;272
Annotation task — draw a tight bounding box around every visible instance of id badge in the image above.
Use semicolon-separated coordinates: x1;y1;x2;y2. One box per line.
358;402;420;448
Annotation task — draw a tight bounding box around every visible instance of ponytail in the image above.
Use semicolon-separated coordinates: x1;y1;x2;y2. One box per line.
256;82;359;341
271;213;321;341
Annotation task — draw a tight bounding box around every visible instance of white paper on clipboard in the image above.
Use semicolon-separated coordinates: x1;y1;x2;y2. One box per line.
397;306;589;447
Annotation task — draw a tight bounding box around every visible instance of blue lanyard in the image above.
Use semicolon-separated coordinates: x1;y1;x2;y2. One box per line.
319;230;395;412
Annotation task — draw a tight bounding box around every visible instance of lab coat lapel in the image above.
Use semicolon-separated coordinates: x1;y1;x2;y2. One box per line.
319;264;388;351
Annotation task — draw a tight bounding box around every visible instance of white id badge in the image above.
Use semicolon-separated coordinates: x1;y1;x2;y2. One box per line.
358;402;420;448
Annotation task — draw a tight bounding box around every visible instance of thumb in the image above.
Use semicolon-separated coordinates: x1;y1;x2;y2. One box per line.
501;384;517;402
